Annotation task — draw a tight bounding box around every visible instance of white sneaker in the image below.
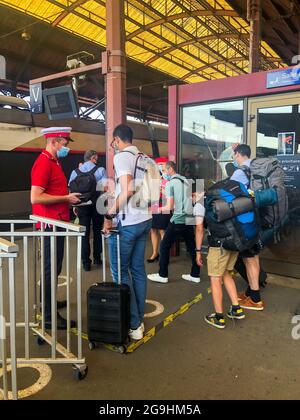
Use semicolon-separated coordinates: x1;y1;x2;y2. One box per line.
129;325;144;340
182;274;201;283
147;273;168;283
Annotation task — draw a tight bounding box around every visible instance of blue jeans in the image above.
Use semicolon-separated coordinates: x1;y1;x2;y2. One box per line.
108;219;152;329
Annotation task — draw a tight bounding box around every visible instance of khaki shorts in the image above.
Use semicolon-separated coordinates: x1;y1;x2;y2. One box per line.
207;247;239;277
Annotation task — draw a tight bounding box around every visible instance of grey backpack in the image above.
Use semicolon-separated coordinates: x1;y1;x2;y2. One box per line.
241;157;288;244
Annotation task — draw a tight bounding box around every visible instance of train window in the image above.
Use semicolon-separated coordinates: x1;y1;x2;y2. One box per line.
180;100;244;184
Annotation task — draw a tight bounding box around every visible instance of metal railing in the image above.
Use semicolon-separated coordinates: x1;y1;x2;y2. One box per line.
0;215;87;400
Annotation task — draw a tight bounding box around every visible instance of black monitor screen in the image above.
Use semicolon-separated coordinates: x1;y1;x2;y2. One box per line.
48;92;73;114
43;86;78;120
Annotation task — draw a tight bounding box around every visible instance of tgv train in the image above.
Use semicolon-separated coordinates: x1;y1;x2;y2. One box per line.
0;108;223;219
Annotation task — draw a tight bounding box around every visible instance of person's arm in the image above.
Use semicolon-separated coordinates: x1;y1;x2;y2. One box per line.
103;173;134;234
160;196;174;214
195;217;204;267
107;174;134;216
160;181;174;213
31;186;81;205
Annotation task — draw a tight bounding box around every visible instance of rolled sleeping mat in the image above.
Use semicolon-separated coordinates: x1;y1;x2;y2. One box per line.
254;188;278;209
213;196;254;222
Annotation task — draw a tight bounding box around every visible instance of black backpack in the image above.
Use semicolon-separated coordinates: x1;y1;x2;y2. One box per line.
205;179;260;252
69;166;98;204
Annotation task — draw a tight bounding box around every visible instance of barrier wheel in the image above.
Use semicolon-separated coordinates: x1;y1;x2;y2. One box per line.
74;366;88;381
88;341;96;351
117;345;126;354
37;336;46;346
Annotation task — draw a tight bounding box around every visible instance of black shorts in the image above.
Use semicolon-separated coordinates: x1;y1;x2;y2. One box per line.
239;243;261;259
152;214;171;230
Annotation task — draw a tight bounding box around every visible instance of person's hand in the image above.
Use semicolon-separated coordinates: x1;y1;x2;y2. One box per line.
103;218;113;234
232;143;239;151
67;193;82;204
196;252;203;267
73;207;78;216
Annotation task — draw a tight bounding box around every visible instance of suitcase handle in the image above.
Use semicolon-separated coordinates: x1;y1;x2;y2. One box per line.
101;230;121;285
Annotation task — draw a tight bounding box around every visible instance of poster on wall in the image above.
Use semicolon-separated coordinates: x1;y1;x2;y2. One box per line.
277;156;300;190
278;132;295;156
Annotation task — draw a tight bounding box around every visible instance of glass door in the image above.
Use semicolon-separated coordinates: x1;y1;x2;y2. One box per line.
248;92;300;278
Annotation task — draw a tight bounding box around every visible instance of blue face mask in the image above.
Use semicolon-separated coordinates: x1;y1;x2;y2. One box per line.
233;160;239;168
57;146;70;158
162;173;171;181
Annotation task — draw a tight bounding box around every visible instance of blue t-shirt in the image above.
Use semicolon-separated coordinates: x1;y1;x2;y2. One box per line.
69;161;107;189
230;159;251;188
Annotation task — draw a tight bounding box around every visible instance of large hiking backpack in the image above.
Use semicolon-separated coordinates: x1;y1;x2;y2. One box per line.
69;166;98;204
205;179;259;252
118;150;161;210
241;157;288;244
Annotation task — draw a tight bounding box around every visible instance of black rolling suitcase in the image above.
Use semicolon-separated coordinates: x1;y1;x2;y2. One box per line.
87;231;130;350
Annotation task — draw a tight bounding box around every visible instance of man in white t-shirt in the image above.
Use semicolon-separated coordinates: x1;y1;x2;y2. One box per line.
103;124;152;340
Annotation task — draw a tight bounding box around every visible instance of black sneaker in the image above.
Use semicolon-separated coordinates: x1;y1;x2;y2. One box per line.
93;259;102;266
45;313;76;330
83;262;91;272
227;306;246;320
204;313;225;329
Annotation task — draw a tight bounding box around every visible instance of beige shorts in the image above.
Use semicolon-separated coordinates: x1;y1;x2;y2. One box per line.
207;247;239;277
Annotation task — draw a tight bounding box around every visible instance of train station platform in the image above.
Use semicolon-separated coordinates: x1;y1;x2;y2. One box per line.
2;237;300;400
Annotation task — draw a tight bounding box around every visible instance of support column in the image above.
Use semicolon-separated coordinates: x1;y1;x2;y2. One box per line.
248;0;261;73
103;0;127;178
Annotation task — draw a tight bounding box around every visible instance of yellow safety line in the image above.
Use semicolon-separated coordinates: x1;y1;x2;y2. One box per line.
71;287;212;354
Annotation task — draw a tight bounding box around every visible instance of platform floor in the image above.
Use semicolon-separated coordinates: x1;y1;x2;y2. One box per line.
1;238;300;400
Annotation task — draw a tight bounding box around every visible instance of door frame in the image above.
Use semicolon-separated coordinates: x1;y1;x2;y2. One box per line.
247;92;300;153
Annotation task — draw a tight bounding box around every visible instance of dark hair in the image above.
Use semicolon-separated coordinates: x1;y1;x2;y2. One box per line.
166;161;177;172
113;124;133;143
234;144;251;158
84;150;98;162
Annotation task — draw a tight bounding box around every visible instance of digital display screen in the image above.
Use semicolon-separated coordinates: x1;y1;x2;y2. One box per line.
43;86;78;120
47;92;73;114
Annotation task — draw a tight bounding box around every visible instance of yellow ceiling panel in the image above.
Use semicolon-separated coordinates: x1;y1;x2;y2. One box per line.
0;0;62;22
0;0;287;83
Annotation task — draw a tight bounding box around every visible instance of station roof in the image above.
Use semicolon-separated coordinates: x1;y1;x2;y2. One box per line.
0;0;298;120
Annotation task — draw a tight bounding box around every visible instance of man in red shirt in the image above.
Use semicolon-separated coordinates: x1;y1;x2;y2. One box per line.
31;127;81;330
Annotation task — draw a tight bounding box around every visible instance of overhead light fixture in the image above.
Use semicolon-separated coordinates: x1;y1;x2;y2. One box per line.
21;30;31;41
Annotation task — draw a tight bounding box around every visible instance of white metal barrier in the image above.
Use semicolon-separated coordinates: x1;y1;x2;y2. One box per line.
0;237;19;400
0;215;87;400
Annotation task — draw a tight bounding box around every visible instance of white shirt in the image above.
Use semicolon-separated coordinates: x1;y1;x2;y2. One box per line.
193;202;206;219
113;145;152;227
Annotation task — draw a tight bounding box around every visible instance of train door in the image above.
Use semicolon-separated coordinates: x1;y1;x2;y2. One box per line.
248;92;300;278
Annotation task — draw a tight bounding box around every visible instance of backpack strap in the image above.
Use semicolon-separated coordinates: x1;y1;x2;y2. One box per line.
239;165;251;181
75;168;83;176
75;165;98;176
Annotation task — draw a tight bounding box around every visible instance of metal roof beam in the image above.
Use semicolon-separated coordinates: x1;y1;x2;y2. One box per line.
52;0;90;27
48;0;106;29
127;9;239;40
166;0;248;74
182;57;248;81
131;0;246;77
145;33;249;66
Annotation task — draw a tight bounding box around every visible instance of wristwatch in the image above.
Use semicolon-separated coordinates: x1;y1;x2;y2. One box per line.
195;249;202;253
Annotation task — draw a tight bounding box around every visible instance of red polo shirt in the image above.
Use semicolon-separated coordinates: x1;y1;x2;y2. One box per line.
31;150;70;223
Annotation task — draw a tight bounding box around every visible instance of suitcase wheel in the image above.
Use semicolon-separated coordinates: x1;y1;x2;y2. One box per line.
116;345;126;354
74;366;88;381
88;341;96;351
